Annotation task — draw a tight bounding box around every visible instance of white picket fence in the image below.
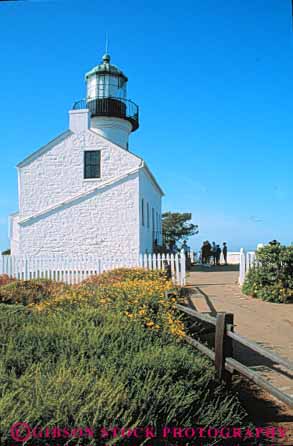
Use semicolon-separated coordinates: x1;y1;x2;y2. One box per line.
239;248;257;285
0;252;186;286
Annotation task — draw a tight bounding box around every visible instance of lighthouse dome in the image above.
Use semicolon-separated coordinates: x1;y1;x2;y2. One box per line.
85;54;128;83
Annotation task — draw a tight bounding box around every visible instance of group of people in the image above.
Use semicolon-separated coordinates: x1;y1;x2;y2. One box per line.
201;241;228;265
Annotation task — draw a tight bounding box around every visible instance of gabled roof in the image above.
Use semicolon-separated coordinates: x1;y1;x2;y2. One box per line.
16;127;164;196
17;130;73;168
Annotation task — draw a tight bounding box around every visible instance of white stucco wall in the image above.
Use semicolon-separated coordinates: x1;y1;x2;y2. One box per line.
139;168;162;254
18;128;141;219
10;213;20;255
16;172;139;257
91;117;132;149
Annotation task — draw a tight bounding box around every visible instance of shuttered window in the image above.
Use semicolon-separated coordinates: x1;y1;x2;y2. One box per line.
142;199;145;226
84;150;101;179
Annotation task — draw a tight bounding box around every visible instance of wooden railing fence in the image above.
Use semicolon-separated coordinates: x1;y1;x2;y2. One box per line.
166;291;293;409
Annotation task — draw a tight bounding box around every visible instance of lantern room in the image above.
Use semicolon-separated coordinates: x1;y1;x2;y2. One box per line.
86;53;127;100
72;52;139;149
83;53;139;133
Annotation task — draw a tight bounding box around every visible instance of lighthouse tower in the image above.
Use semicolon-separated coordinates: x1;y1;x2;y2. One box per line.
73;53;139;150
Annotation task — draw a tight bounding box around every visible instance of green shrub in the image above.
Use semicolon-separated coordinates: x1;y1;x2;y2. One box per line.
0;304;249;445
242;241;293;303
1;249;11;256
0;279;67;305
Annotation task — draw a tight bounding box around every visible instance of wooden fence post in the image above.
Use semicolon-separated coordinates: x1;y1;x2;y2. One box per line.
215;312;234;385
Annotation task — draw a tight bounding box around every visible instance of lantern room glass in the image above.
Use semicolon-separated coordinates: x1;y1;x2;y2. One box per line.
87;74;127;101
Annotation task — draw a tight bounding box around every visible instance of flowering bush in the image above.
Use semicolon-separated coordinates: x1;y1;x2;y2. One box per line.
242;242;293;303
0;274;15;286
83;267;168;285
33;269;185;338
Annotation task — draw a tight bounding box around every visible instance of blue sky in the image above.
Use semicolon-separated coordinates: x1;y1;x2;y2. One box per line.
0;0;292;252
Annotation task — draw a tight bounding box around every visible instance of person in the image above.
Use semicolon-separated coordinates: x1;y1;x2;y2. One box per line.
216;244;221;265
181;240;190;255
212;242;217;266
163;260;172;279
223;242;228;265
201;241;209;264
206;241;212;265
200;242;206;264
181;240;191;270
201;241;211;265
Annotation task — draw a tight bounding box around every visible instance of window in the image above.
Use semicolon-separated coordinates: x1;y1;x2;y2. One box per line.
147;203;150;228
156;212;158;232
157;212;161;242
84;150;101;179
152;208;155;231
141;199;145;226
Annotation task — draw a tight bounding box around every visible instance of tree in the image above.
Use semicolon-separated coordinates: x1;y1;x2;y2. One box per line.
162;212;198;251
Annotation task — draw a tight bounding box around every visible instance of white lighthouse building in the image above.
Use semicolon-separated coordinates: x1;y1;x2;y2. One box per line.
10;53;164;259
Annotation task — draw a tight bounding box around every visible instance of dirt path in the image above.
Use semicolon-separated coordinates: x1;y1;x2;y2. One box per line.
187;266;293;362
187;265;293;443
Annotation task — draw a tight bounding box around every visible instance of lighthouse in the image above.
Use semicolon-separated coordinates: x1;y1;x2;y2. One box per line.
72;53;139;150
10;50;163;259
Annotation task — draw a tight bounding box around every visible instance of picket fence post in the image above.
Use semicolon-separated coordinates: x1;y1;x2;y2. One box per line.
0;253;186;287
0;255;4;276
175;253;180;285
180;249;186;286
239;248;246;286
24;257;29;280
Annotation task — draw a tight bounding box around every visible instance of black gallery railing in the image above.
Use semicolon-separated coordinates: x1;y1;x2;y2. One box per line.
72;97;139;131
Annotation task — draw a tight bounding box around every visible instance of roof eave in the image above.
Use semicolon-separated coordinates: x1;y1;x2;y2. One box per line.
17;130;73;168
142;162;165;196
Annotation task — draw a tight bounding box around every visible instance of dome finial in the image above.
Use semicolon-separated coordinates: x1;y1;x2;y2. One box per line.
102;33;110;63
105;32;109;54
102;53;110;63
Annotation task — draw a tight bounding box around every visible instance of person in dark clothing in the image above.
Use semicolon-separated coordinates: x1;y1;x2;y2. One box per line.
200;242;205;264
163;260;172;279
223;242;228;265
206;241;212;264
201;241;209;264
212;242;217;266
216;245;221;265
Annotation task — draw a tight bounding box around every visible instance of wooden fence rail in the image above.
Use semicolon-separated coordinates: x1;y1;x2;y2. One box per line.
173;297;293;409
